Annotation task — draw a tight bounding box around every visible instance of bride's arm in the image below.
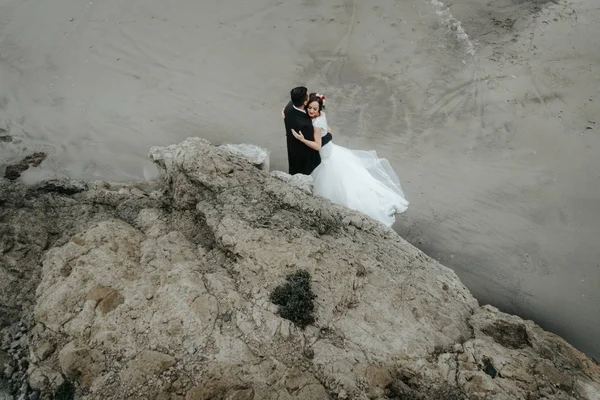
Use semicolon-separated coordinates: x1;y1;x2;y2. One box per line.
292;128;322;151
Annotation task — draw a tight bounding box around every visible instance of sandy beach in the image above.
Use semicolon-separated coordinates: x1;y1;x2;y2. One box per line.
1;0;599;359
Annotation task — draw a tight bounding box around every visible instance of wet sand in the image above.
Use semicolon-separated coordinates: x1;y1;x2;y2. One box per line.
1;0;599;358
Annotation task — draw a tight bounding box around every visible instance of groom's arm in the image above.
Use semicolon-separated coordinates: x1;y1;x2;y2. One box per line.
282;101;293;118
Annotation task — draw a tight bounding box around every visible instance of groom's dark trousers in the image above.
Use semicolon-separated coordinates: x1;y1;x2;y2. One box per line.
284;101;332;175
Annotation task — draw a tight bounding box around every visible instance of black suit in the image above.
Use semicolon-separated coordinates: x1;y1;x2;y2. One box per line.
284;101;320;175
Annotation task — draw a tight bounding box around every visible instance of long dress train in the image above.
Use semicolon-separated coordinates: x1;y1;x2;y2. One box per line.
311;113;408;227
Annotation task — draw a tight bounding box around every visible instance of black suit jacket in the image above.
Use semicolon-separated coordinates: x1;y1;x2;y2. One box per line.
284;101;321;175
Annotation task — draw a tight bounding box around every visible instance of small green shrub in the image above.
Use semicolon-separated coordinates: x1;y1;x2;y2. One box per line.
270;270;316;329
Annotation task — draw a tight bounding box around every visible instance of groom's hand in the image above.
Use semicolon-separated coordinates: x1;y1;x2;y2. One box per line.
291;129;304;141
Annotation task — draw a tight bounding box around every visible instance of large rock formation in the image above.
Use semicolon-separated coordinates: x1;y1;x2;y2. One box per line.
1;138;599;400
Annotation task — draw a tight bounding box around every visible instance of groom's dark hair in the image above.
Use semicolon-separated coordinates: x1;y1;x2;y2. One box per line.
290;86;308;107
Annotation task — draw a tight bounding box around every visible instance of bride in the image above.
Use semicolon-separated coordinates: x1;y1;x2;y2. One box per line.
285;92;409;227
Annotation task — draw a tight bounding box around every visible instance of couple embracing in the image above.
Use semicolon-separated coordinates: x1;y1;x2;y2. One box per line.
282;86;409;227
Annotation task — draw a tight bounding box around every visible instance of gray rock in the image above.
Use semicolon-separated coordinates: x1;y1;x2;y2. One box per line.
0;138;598;400
18;382;28;396
27;368;48;392
34;342;54;362
3;153;46;181
4;365;15;379
270;170;314;194
0;350;10;370
186;345;196;355
218;142;270;171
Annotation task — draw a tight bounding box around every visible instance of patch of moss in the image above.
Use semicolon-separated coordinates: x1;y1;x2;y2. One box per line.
54;380;75;400
481;320;531;349
386;379;465;400
270;270;315;329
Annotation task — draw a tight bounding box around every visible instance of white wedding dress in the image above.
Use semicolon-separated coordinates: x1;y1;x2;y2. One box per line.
311;113;409;227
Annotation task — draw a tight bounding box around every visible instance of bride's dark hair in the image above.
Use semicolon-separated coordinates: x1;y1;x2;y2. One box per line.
308;93;325;113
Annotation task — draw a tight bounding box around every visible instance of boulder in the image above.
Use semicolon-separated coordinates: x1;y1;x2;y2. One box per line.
218;142;270;171
270;170;314;194
0;138;596;399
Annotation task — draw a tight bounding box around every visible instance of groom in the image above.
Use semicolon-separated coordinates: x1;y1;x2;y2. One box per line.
283;86;332;175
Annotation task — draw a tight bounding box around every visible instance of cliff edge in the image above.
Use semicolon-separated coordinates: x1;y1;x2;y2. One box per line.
1;138;598;399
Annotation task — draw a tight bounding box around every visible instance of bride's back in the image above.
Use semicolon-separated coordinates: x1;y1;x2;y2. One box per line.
313;112;328;136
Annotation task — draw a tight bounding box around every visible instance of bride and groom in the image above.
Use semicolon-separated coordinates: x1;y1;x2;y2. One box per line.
282;86;409;227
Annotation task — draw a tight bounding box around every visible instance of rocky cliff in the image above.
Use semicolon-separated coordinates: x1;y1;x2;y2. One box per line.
1;138;599;400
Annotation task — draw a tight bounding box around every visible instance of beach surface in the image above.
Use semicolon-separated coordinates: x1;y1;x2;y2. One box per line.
1;0;599;358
